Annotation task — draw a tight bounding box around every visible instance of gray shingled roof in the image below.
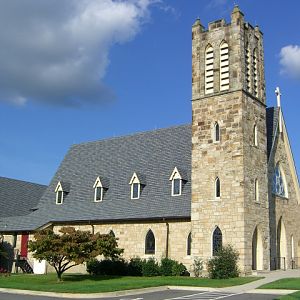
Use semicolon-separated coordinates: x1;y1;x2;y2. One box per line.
0;177;46;218
0;108;281;232
0;124;192;232
266;107;279;158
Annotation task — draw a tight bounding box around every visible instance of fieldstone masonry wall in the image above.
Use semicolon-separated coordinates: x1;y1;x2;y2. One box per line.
191;7;269;274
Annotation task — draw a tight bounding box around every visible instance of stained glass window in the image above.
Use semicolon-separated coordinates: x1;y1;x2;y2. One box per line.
187;232;192;256
273;164;287;197
215;177;221;198
145;230;155;254
212;227;222;256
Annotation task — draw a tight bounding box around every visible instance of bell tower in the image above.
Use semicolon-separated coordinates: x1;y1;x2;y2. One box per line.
191;6;269;274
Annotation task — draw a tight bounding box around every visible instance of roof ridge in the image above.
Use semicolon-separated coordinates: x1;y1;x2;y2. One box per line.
0;176;47;187
72;123;191;147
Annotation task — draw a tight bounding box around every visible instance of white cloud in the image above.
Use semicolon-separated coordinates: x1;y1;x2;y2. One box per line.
280;45;300;80
0;0;158;107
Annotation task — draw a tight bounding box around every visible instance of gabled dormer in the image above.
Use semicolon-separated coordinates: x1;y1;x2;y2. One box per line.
169;167;188;196
55;181;70;205
129;172;146;200
93;176;109;202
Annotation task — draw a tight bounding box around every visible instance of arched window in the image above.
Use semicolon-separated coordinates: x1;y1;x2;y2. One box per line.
220;41;229;91
205;45;214;94
145;229;155;254
212;226;222;256
273;163;288;198
253;49;258;97
253;124;258;146
245;44;251;92
255;179;259;202
187;232;192;256
215;177;221;199
214;122;220;142
109;230;115;238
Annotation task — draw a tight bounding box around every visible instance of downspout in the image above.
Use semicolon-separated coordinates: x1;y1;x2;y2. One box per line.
165;221;169;258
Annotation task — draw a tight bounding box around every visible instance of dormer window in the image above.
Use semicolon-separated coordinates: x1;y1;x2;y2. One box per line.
55;181;70;205
57;190;63;204
129;172;146;200
93;176;109;202
169;167;187;196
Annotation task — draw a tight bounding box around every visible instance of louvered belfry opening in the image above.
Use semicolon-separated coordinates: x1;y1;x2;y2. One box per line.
219;41;229;91
245;45;251;92
253;49;258;96
205;45;214;94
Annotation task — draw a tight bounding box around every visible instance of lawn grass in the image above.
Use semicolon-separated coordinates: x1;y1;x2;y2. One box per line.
277;291;300;300
0;274;262;293
259;278;300;290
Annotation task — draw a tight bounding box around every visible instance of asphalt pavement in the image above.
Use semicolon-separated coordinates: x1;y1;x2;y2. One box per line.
0;290;283;300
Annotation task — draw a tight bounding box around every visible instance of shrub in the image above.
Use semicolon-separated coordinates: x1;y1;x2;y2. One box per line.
127;257;143;276
207;245;239;279
87;258;128;276
141;257;160;277
171;261;187;276
160;258;187;276
160;258;174;276
193;257;204;277
0;267;10;277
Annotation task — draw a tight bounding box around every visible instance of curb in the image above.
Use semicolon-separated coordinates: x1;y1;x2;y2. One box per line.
247;289;298;295
0;286;169;299
0;286;298;298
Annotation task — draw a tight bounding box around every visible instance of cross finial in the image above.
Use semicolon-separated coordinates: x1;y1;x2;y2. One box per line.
275;87;281;108
275;87;283;133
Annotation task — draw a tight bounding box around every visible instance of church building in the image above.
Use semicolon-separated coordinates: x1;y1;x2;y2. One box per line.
0;7;299;275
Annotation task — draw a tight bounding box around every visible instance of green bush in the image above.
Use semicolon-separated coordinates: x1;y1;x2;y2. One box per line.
160;257;187;276
127;257;143;276
87;259;128;276
141;257;160;277
160;258;174;276
87;256;188;277
193;257;204;277
171;261;187;276
207;245;239;279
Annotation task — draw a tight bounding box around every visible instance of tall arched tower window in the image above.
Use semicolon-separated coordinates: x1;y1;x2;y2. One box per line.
253;124;258;146
253;48;258;97
215;177;221;199
145;229;155;254
214;122;220;142
205;45;214;94
187;232;192;256
255;179;259;202
212;226;222;256
220;41;229;91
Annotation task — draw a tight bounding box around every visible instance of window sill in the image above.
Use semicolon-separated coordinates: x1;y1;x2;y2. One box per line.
208;198;221;202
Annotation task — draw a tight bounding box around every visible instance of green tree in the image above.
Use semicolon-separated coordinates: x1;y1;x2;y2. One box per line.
29;227;123;281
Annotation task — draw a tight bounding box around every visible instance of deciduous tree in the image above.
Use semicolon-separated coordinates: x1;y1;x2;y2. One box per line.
29;227;123;281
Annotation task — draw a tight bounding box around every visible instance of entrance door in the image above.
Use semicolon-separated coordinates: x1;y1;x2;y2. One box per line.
252;227;263;270
20;234;29;258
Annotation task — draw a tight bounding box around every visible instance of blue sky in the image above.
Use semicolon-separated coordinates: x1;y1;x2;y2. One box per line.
0;0;299;185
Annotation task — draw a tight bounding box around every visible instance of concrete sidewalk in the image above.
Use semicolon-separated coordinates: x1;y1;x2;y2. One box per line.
219;269;300;294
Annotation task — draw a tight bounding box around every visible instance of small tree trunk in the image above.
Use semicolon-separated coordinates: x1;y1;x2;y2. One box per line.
57;271;63;282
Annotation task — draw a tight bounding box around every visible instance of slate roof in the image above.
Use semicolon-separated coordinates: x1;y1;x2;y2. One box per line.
266;107;279;159
0;124;192;232
0;108;281;232
0;177;46;218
